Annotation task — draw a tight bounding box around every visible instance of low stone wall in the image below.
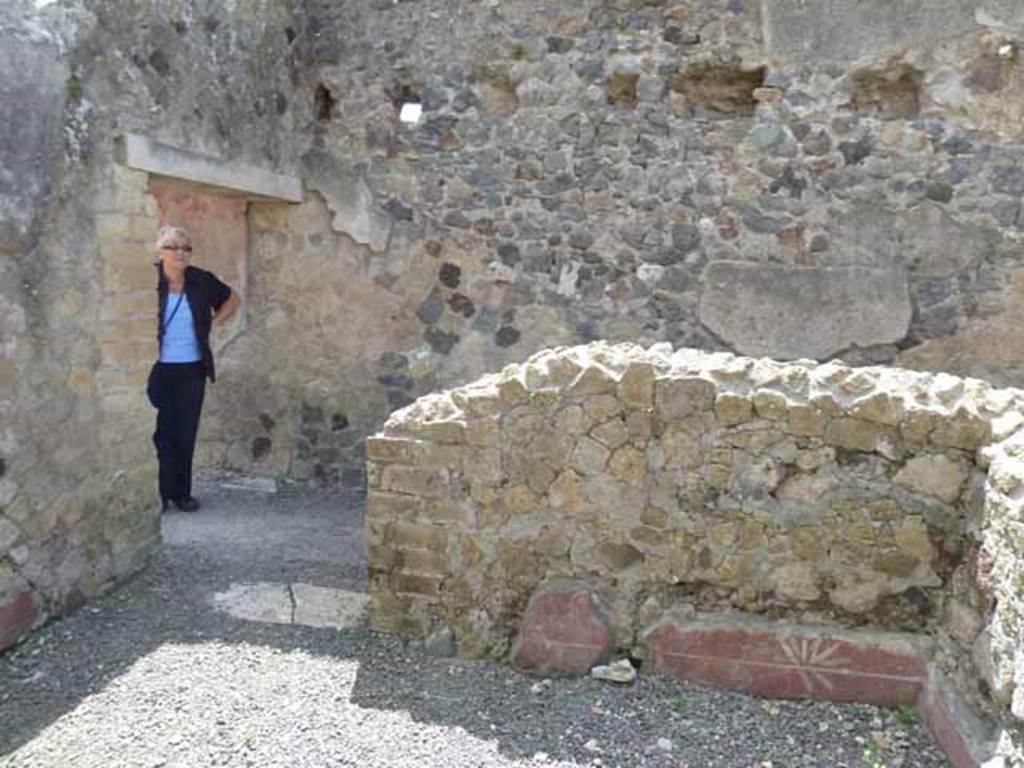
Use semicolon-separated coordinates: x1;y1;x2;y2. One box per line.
366;342;1024;763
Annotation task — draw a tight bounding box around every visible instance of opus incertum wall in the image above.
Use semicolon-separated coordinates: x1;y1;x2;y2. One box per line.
366;342;1024;767
1;0;305;652
0;129;301;652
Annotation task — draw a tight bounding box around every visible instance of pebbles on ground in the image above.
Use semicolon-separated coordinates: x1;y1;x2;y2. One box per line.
0;480;950;767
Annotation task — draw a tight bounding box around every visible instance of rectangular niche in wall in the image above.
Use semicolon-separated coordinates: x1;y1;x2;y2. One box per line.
115;133;303;352
148;178;249;350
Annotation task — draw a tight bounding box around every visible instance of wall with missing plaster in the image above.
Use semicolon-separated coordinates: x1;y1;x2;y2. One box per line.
197;0;1024;489
6;0;1024;677
0;0;303;650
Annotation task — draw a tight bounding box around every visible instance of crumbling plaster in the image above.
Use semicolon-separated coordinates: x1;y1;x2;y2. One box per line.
5;0;1024;689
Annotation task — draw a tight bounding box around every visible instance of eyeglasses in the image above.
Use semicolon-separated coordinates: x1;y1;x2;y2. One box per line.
161;244;193;252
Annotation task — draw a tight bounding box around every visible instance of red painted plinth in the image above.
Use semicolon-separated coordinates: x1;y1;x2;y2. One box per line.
918;676;1002;768
0;591;37;650
920;689;978;768
643;617;929;706
511;582;613;676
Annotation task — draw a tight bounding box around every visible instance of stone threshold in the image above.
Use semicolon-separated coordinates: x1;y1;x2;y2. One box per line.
115;133;303;202
209;582;368;630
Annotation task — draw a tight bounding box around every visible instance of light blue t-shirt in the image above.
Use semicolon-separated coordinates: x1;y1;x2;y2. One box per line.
160;292;202;363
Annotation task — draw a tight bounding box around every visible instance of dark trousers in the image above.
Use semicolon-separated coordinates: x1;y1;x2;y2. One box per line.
147;362;206;504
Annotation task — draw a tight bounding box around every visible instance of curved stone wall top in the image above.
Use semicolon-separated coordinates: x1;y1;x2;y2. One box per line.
383;342;1017;452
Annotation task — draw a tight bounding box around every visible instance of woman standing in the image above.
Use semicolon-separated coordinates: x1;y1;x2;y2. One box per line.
146;226;240;512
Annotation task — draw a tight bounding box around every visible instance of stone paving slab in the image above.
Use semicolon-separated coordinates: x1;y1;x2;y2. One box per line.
292;583;369;630
210;581;369;630
210;582;294;625
217;475;278;494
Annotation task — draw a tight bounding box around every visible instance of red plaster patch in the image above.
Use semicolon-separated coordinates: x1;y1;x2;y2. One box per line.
0;591;37;650
511;583;613;676
149;178;247;300
643;619;928;706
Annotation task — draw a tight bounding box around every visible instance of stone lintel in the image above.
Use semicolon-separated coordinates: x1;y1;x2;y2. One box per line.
115;133;303;203
698;262;912;360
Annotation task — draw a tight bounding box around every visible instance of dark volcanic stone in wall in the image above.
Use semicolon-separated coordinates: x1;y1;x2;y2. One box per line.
76;0;305;168
416;289;444;325
425;326;459;354
495;326;521;347
314;83;337;120
49;0;1024;501
438;262;461;288
251;436;272;459
993;166;1024;196
447;292;475;317
838;139;873;166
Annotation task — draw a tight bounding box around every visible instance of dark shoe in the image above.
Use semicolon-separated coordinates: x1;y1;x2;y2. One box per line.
174;497;201;512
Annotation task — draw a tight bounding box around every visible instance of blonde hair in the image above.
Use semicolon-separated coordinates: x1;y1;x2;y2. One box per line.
155;225;192;251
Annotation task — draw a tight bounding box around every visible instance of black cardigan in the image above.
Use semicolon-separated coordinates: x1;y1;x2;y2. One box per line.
155;264;232;382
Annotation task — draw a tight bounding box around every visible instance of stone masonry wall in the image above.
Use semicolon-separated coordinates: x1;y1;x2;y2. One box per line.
196;197;383;487
0;7;161;650
365;343;1024;758
0;0;302;649
7;0;1024;657
11;0;1014;495
205;0;1024;487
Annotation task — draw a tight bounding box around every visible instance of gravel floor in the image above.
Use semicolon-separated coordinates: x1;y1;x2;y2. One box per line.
0;478;950;768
